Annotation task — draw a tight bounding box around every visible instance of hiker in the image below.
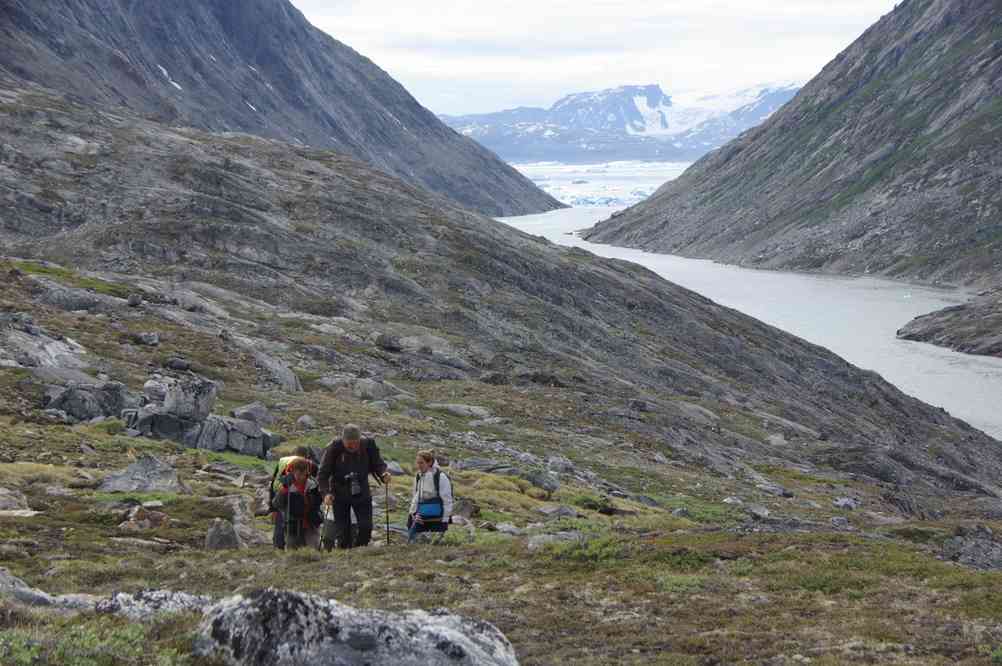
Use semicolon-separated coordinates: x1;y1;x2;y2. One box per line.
271;457;323;549
407;450;453;544
318;424;391;549
269;446;318;549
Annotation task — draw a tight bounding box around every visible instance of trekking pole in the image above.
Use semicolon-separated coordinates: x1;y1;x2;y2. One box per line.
385;481;391;546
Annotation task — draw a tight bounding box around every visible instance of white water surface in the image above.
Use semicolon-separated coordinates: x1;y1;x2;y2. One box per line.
501;204;1002;440
514;161;691;208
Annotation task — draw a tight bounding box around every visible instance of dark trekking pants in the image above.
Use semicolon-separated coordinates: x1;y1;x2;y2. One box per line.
273;511;285;549
334;497;372;549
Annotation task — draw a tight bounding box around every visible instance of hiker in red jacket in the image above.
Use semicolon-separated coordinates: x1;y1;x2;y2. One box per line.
272;457;322;549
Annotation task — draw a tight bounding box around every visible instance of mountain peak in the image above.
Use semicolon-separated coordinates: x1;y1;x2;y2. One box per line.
551;84;670;112
441;82;799;163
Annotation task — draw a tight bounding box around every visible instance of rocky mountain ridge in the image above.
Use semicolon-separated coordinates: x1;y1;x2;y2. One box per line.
0;0;562;216
3;76;1002;664
441;82;799;163
2;76;1001;498
584;0;1002;286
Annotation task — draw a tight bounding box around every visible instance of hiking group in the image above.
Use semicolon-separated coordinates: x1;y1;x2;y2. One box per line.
269;423;454;549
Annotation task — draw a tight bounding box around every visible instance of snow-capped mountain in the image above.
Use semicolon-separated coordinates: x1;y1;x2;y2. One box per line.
442;83;801;163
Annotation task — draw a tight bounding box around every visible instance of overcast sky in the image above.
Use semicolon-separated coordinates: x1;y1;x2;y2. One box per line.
292;1;900;115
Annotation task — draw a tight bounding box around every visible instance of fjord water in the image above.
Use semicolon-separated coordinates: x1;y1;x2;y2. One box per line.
502;204;1002;440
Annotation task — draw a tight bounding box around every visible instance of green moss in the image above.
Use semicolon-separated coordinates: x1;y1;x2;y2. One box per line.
12;261;132;299
0;609;198;666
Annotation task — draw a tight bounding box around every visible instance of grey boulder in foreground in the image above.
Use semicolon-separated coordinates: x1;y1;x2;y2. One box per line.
0;569;519;666
197;589;520;666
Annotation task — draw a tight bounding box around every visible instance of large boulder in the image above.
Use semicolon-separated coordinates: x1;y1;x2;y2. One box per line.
44;382;140;422
163;377;218;421
428;404;492;419
230;402;275;426
195;589;519;666
205;518;242;550
196;416;269;458
123;405;201;443
98;455;192;495
522;470;560;494
353;378;406;401
208;496;270;546
252;351;303;393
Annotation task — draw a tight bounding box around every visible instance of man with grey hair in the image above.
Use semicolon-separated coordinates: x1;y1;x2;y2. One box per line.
318;424;390;549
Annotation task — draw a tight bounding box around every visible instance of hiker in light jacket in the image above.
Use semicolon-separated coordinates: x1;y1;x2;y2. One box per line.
407;450;453;544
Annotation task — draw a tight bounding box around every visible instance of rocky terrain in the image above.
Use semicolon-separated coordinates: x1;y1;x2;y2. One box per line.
584;0;1002;354
442;83;799;163
0;0;561;217
1;78;1002;664
897;288;1002;357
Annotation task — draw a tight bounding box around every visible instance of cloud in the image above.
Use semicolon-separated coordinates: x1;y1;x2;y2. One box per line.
292;0;899;114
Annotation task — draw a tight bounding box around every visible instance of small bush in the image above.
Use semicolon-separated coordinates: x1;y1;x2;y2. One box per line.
570;493;612;513
548;536;628;564
93;419;125;436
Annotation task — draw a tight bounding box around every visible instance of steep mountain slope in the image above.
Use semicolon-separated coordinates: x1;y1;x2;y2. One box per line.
0;0;562;216
2;77;1001;502
442;83;799;163
5;78;1002;666
584;0;1002;287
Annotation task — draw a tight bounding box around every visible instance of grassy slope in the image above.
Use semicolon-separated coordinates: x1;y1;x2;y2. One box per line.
1;264;1002;664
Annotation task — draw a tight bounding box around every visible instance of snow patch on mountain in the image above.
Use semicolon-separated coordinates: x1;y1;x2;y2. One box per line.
443;82;802;163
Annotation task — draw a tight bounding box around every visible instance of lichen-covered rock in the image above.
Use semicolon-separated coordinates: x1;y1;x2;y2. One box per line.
98;455;192;495
163;377;218;421
195;589;519;666
95;590;211;621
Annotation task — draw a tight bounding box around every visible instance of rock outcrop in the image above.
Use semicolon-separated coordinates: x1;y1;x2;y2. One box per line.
942;525;1002;570
897;290;1002;358
43;381;140;424
98;455;192;495
124;376;279;458
0;0;561;217
195;589;519;666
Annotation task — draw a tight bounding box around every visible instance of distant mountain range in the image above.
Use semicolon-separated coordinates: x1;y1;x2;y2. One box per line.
0;0;561;216
441;83;801;163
